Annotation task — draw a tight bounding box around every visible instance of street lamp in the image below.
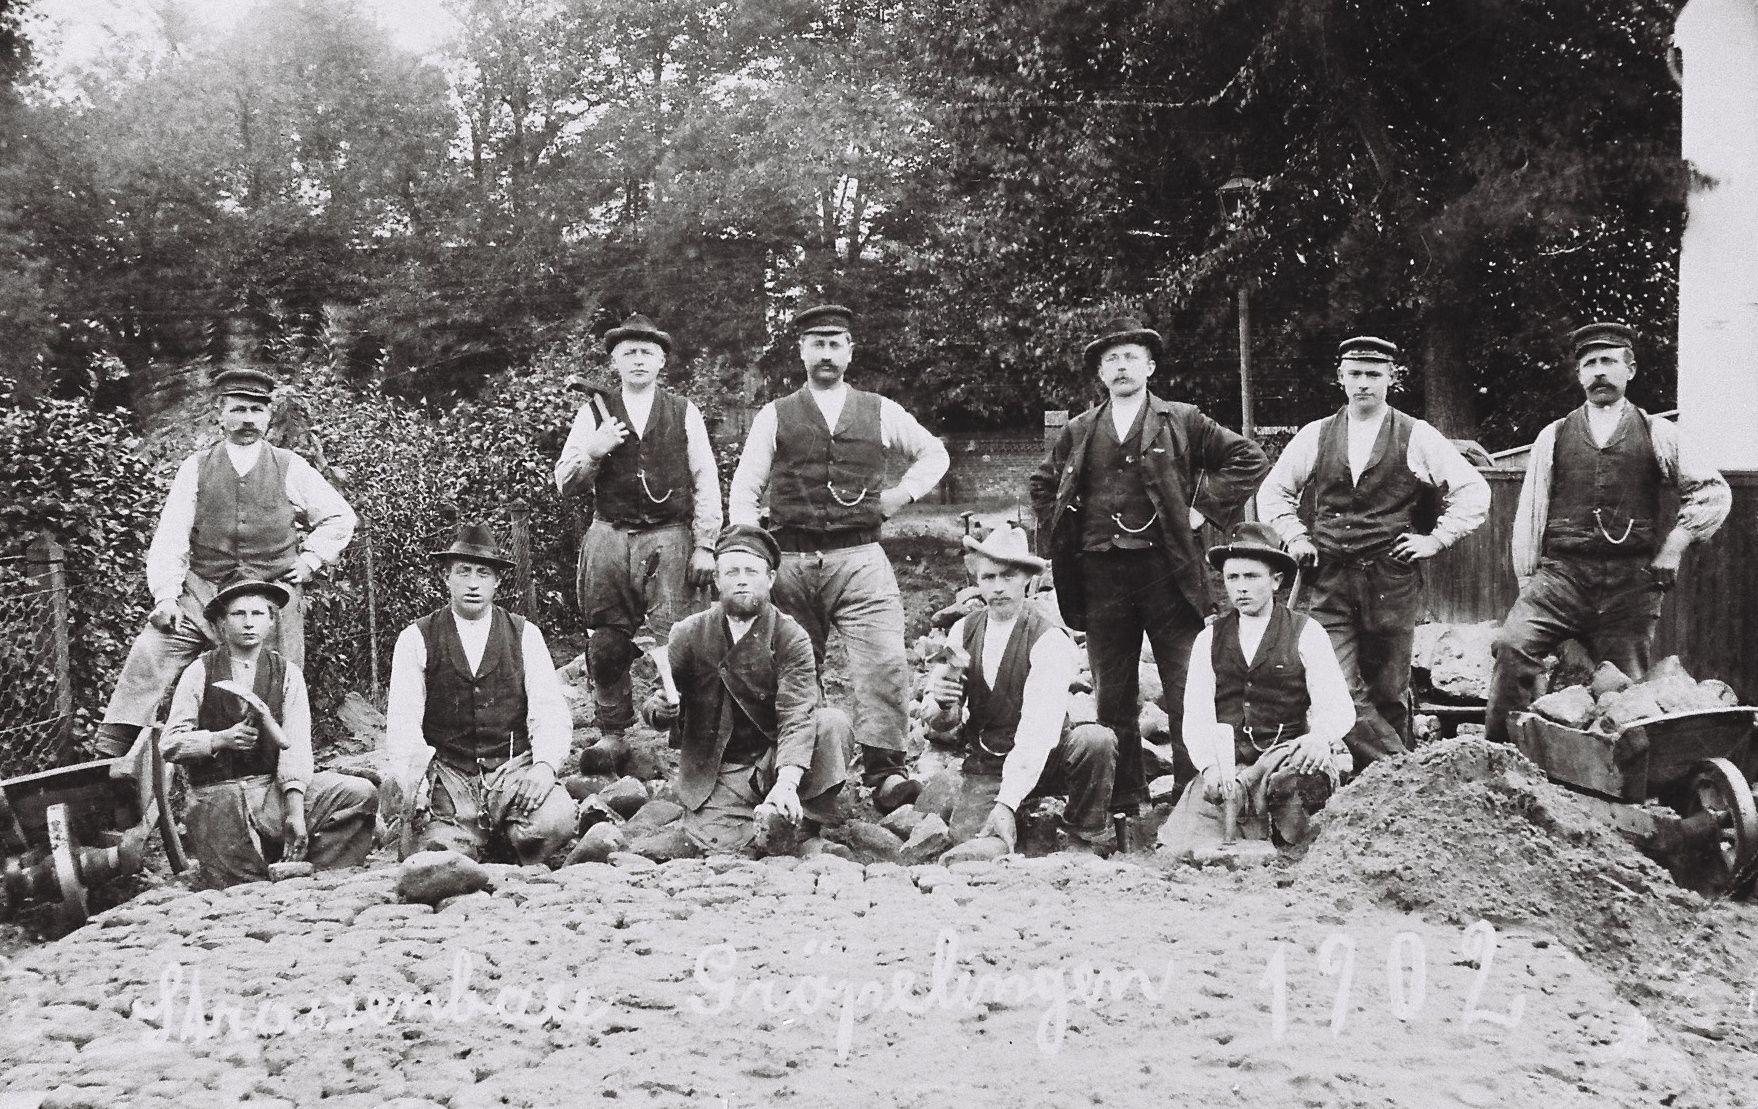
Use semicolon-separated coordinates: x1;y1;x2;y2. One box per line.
1216;172;1259;437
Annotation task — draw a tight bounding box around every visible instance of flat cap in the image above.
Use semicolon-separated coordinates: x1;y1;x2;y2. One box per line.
212;368;277;402
603;313;672;354
1337;336;1399;363
1569;322;1637;359
715;524;781;569
792;304;854;336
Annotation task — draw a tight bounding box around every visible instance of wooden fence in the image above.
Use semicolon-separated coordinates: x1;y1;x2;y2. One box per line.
1419;469;1758;700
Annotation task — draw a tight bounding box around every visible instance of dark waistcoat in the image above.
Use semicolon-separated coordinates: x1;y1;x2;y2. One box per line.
417;606;530;765
1212;605;1310;757
189;444;301;583
1079;401;1159;551
187;647;285;787
959;607;1058;756
593;388;694;527
768;387;886;533
1543;405;1663;559
1309;408;1421;559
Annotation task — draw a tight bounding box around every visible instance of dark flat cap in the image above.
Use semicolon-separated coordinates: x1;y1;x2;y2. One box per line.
715;524;781;569
604;313;672;354
792;304;854;335
1337;336;1400;363
1570;322;1637;359
212;368;277;402
1083;316;1165;370
203;577;292;622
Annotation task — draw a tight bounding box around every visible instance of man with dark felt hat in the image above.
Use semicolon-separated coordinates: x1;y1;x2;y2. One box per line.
1180;522;1354;846
1029;315;1269;816
1256;335;1489;767
919;523;1118;857
385;523;578;864
1486;322;1731;743
641;524;852;855
91;366;357;758
728;303;949;815
162;577;377;889
555;313;723;773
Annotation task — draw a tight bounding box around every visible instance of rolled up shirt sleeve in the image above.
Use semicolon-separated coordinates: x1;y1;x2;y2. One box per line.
385;625;430;789
1651;416;1732;543
1255;423;1322;545
683;401;724;547
554;403;602;498
996;629;1081;811
728;403;779;526
878;399;950;504
522;621;571;771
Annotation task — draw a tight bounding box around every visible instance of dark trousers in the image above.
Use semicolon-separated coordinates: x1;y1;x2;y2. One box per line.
950;723;1118;842
1486;555;1664;744
1081;548;1203;808
1307;555;1421;766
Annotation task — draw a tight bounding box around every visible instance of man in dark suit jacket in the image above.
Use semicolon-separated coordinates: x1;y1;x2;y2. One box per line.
643;525;851;854
1029;317;1269;814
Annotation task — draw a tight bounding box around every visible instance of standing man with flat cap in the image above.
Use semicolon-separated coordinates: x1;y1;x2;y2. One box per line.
1486;323;1731;743
93;367;357;758
642;524;852;855
1030;316;1269;814
729;304;949;813
555;313;723;772
1256;336;1489;767
386;524;578;864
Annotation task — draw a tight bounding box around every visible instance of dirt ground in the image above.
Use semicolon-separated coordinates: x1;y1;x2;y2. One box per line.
5;510;1758;1107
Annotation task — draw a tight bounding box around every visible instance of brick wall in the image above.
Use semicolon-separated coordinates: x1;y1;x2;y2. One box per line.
936;432;1045;506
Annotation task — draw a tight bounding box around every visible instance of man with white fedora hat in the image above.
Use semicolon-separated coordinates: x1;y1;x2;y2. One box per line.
920;522;1118;855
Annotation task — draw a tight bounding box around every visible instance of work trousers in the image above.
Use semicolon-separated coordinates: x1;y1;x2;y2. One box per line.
950;723;1118;844
682;707;853;854
771;543;910;785
417;752;577;865
1486;555;1664;744
1080;548;1204;809
185;771;377;891
579;520;695;733
101;574;305;734
1306;554;1421;766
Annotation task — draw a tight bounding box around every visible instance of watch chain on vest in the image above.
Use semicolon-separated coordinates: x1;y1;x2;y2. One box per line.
959;608;1058;757
1542;406;1664;559
593;389;695;528
1211;605;1310;765
768;388;886;534
187;647;285;787
189;444;302;582
417;606;530;767
1080;402;1160;551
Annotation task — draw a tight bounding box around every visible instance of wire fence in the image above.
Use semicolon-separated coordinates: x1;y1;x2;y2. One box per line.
0;536;75;779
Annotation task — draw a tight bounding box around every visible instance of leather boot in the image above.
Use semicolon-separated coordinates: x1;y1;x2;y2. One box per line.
576;730;629;775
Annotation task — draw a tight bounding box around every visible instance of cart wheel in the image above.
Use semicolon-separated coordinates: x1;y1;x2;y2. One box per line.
151;737;187;874
45;803;89;931
1686;758;1758;888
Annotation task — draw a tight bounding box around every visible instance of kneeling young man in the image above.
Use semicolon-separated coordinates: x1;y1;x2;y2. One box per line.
1183;522;1355;845
643;525;851;855
922;524;1117;854
386;524;577;864
163;578;378;889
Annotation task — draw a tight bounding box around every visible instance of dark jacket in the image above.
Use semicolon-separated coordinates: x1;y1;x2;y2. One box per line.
664;601;820;810
1028;392;1268;628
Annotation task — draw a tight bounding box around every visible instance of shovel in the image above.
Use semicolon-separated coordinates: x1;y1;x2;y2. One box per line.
211;679;294;750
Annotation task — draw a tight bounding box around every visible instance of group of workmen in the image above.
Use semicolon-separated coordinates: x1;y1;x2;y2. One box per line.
84;305;1732;888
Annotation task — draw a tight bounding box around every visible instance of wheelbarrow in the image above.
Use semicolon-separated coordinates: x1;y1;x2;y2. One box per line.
1508;706;1758;898
0;728;187;932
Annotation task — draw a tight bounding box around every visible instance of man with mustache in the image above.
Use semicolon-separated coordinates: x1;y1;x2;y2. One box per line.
729;304;948;815
1030;316;1268;816
92;367;357;759
642;525;851;855
1256;336;1489;768
1486;322;1731;743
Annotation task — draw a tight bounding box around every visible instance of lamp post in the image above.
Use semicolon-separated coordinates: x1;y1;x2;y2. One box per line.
1217;173;1259;439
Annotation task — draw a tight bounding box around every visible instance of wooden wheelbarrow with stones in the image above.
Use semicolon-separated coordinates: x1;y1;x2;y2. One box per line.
0;728;187;933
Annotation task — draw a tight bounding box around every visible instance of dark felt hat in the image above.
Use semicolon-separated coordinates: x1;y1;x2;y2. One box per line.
1206;520;1298;578
714;524;781;569
1083;317;1165;371
1569;321;1637;360
431;522;515;571
212;368;277;403
603;313;672;355
1337;336;1400;364
203;577;292;622
792;304;854;336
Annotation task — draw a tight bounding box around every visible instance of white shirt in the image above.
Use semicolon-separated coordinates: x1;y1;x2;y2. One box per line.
726;615;755;644
1345;409;1387;481
163;652;316;792
384;610;573;786
553;388;723;547
1181;609;1356;777
1109;393;1146;443
148;442;357;605
944;612;1082;812
1584;398;1629;447
1256;407;1490;550
728;384;951;525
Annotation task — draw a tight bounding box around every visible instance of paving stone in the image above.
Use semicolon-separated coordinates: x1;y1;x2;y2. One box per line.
899;814;952;865
395;852;492;904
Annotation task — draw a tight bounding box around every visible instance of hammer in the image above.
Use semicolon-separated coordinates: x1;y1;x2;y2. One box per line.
210;680;294;750
633;636;680;705
959;510;975;538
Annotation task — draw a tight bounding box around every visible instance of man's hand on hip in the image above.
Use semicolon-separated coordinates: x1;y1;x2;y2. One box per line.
148;599;183;634
879;487;911;519
507;761;557;817
1390;533;1444;562
281;559;315;586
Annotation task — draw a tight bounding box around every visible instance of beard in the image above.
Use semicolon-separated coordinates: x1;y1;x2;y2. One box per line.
722;592;766;619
